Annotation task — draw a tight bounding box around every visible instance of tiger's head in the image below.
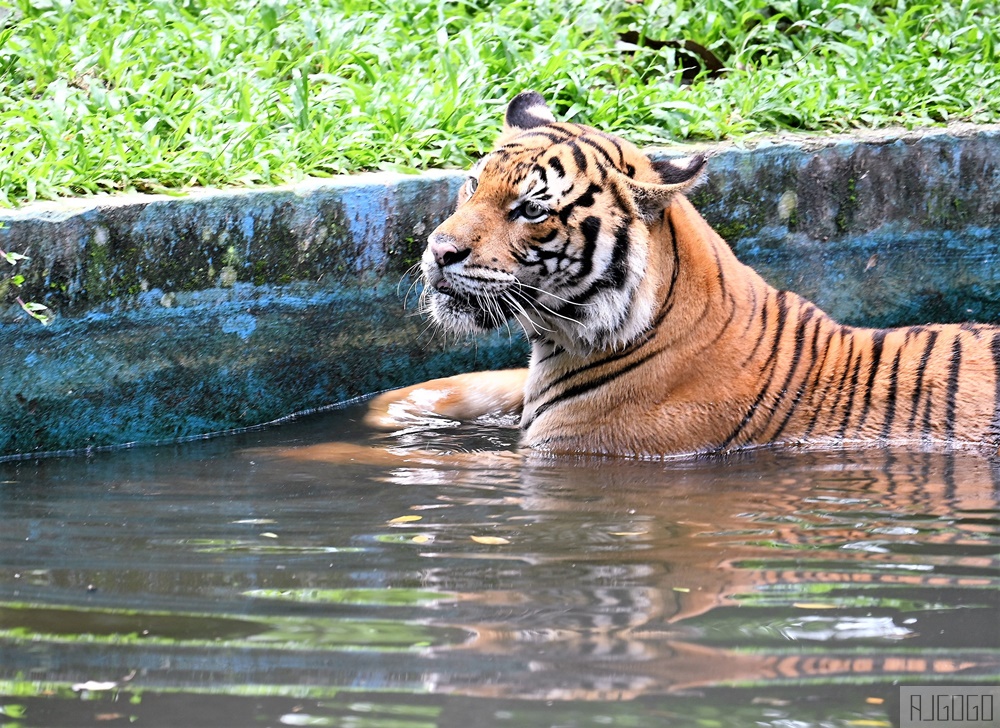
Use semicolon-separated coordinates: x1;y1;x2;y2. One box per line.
422;91;706;355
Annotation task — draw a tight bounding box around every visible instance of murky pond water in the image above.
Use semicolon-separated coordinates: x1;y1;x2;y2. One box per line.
1;402;998;727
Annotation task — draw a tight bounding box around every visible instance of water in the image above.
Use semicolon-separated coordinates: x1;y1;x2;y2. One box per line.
1;402;998;727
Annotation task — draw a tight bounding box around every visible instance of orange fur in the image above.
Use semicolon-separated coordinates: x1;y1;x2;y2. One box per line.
375;92;1000;457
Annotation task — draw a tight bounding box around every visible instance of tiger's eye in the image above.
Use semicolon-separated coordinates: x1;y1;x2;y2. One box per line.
522;201;547;220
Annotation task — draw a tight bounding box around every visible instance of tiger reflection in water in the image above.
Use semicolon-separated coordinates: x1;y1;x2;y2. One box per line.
268;439;1000;700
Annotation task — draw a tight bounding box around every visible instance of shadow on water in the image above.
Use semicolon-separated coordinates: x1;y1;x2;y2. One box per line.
0;402;998;726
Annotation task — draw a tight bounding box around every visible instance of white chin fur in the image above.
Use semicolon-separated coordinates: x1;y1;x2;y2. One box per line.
428;293;488;337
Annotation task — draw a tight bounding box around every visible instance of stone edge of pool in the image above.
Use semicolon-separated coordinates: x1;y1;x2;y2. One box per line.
1;125;998;458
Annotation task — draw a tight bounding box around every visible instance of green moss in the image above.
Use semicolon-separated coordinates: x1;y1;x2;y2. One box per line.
252;259;268;286
222;245;242;268
835;176;859;234
390;235;425;272
787;207;799;230
835;210;849;233
687;187;719;209
713;220;750;242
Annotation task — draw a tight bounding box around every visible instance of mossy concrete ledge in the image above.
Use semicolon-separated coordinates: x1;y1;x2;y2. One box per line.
1;125;999;458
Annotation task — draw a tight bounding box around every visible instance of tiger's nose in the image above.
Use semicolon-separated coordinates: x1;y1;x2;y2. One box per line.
429;236;471;268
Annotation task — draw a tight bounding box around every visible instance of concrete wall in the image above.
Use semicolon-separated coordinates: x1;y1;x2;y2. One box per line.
1;125;998;458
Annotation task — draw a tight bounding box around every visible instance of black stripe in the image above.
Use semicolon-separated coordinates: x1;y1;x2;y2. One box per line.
548;156;565;178
571;216;602;284
558;182;602;224
800;325;840;440
603;222;631;290
533;229;559;245
578;135;618;166
990;333;1000;443
609;177;632;214
739;284;760;338
655;215;683;323
880;346;904;440
598;131;626;166
960;321;984;338
920;380;935;441
514;128;575;145
836;341;866;438
741;290;773;367
718;291;790;449
567;140;588;173
812;333;855;438
766;307;821;443
531;329;654;402
524;346;664;428
626;221;682;342
907;330;939;431
943;335;963;440
500;134;564;152
570;221;634;306
532;163;548;187
712;245;727;299
705;286;740;349
855;330;888;431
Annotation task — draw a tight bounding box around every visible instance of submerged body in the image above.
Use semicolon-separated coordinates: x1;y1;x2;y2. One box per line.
369;93;1000;457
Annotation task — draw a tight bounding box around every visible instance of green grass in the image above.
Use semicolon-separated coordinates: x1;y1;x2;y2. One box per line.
1;0;999;206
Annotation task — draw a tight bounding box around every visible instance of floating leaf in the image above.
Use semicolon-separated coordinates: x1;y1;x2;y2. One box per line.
389;515;422;524
411;534;432;544
672;587;691;593
792;602;837;609
471;536;509;545
259;532;278;539
610;531;646;536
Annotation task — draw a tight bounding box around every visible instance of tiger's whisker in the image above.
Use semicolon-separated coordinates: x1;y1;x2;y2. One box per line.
514;281;598;308
510;287;583;327
503;292;553;335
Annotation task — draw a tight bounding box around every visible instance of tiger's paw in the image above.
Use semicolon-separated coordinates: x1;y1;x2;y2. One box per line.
363;369;528;431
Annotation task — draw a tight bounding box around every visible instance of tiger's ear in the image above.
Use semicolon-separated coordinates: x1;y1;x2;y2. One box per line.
503;91;556;134
622;154;708;222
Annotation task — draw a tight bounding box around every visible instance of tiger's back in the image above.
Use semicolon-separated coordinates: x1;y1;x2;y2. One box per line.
516;193;1000;455
379;92;1000;457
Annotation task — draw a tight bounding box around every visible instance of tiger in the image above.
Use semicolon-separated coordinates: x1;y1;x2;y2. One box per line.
365;91;1000;458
